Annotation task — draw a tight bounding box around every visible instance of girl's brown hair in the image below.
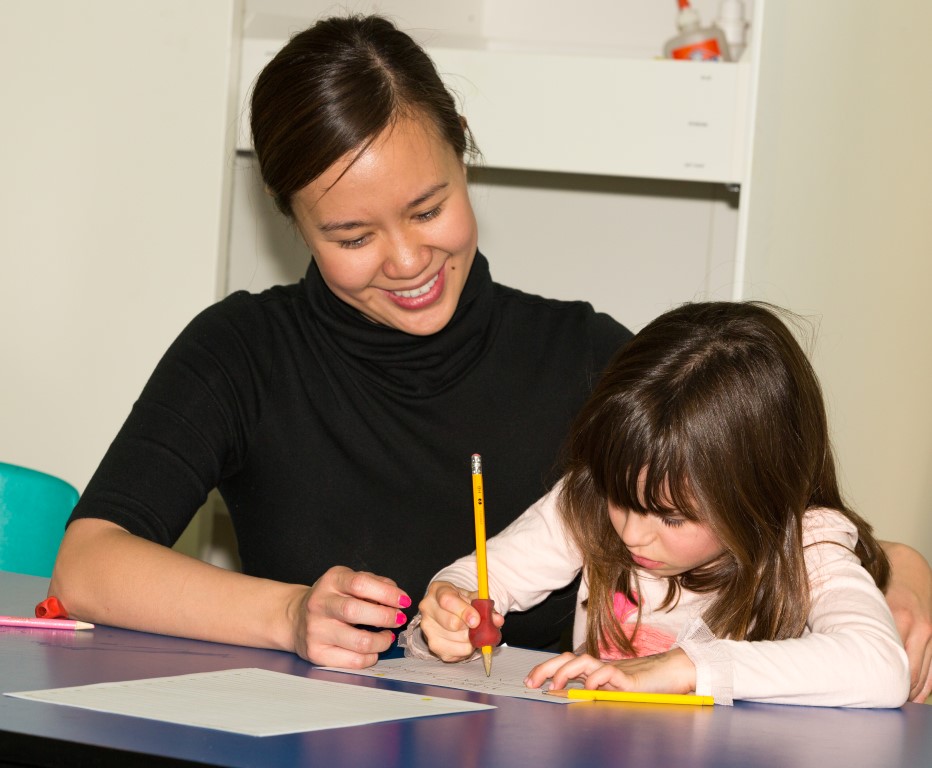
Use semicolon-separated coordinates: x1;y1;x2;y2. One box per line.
250;14;477;217
559;301;889;657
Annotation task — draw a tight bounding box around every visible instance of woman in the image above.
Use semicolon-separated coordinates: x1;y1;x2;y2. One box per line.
49;15;932;700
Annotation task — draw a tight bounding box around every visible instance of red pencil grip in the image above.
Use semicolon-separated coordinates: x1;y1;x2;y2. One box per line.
468;598;502;649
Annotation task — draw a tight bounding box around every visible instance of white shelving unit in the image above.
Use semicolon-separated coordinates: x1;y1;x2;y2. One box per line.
237;39;751;184
226;0;932;563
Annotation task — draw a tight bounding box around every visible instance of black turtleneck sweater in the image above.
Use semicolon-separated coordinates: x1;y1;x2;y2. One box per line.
70;253;632;649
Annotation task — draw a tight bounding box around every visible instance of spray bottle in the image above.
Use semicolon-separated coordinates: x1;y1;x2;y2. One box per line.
715;0;749;61
663;0;731;62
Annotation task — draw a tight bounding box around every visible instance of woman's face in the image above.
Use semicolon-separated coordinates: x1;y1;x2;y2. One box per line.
291;116;478;336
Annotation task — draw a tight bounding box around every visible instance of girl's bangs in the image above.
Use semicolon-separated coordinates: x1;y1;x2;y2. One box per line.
582;398;701;522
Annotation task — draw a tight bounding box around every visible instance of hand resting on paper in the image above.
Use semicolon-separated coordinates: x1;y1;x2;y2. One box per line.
418;580;506;662
292;565;411;668
524;649;697;696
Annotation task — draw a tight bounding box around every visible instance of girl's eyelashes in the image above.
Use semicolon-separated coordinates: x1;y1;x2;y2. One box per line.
659;515;687;528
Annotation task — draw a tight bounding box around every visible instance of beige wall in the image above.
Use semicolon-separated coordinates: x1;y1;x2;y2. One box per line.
0;1;241;492
740;0;932;559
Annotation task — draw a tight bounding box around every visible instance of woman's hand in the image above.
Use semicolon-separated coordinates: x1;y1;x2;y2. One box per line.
881;541;932;702
418;580;505;662
524;648;697;695
290;566;411;669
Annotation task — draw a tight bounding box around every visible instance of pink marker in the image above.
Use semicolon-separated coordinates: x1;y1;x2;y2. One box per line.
0;615;94;631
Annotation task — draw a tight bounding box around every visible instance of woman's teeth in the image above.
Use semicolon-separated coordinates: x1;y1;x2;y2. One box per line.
392;272;439;298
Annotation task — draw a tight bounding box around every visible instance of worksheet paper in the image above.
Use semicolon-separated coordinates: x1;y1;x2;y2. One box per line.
5;667;494;737
322;645;572;704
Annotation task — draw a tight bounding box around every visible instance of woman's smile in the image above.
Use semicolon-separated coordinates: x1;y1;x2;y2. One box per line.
386;267;445;308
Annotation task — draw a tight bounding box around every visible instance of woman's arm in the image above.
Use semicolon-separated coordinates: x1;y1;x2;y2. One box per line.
880;540;932;702
50;518;409;668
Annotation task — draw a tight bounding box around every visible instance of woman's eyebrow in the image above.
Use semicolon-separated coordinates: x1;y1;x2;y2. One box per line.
317;218;369;233
406;182;448;210
316;183;450;233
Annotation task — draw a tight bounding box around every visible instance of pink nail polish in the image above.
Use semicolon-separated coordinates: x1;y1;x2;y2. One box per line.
398;595;412;608
396;612;406;625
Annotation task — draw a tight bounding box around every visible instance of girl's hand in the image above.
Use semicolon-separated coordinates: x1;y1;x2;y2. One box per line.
418;580;505;662
524;648;697;694
290;566;410;668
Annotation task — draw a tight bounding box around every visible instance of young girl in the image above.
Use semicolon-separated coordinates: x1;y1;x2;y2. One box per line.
411;301;910;707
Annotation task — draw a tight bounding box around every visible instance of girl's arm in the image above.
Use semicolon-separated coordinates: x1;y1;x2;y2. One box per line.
50;519;408;668
414;483;583;660
526;509;911;707
879;540;932;702
678;509;910;707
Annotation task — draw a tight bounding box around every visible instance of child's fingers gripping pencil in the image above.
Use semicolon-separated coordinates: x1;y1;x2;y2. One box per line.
468;454;501;676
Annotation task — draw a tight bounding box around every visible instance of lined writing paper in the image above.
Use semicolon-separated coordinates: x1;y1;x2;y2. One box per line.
5;667;494;736
323;645;572;703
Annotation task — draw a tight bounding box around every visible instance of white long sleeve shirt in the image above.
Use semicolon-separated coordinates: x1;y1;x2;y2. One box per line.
431;483;909;707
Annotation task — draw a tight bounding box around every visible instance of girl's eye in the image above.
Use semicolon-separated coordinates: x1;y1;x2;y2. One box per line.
416;205;441;222
660;516;686;529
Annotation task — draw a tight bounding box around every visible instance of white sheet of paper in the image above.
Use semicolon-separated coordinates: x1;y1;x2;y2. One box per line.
322;645;572;704
5;667;494;737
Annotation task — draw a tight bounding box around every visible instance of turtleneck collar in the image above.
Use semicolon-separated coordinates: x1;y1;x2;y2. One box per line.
300;251;496;396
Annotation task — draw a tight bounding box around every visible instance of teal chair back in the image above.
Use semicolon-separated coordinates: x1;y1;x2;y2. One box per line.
0;462;79;577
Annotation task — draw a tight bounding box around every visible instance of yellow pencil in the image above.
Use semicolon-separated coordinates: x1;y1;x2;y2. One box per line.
470;453;495;676
545;689;714;706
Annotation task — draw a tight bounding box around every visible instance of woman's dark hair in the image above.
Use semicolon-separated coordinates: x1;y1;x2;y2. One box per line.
559;301;890;656
250;14;476;217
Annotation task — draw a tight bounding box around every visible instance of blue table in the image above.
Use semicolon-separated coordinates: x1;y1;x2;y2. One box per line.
1;570;930;767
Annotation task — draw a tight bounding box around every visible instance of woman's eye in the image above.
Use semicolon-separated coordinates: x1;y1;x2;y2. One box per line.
416;206;442;222
338;235;368;249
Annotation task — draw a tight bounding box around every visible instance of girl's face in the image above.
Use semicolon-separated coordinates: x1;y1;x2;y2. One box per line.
607;474;725;576
291;116;478;336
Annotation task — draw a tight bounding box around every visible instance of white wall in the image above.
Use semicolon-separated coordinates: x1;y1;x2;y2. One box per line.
0;1;241;491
